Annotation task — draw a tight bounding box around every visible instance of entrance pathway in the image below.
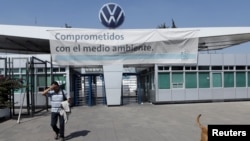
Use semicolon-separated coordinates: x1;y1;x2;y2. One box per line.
1;101;250;141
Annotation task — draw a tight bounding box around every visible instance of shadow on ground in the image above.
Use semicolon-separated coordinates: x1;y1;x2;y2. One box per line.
65;130;90;140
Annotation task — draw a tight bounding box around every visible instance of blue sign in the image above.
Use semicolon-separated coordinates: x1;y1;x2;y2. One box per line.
99;3;125;28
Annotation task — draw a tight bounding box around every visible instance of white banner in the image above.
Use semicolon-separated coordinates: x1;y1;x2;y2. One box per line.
48;29;199;65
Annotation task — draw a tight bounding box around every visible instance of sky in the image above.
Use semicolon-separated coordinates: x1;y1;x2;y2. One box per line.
0;0;250;53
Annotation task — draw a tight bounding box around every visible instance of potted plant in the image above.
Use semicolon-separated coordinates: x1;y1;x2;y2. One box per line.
0;76;23;119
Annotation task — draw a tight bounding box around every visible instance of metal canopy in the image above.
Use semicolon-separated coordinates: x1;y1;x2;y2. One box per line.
0;24;250;54
198;33;250;51
0;35;50;54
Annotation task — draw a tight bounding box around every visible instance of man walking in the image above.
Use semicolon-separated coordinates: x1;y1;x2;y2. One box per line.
42;81;70;141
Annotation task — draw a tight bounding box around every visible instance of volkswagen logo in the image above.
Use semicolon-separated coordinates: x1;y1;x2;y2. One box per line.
99;3;125;28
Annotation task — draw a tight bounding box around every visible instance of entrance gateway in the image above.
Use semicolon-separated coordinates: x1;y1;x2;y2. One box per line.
48;29;199;106
1;3;250;120
1;26;250;109
0;2;249;108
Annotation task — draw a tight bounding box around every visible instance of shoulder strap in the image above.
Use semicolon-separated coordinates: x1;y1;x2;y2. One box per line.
61;90;67;100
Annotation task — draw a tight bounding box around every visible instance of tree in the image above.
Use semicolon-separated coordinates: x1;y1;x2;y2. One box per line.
0;76;23;107
65;23;72;28
171;19;177;28
157;19;177;28
157;22;168;28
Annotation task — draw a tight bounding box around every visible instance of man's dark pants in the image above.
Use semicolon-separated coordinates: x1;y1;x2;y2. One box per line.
51;112;65;138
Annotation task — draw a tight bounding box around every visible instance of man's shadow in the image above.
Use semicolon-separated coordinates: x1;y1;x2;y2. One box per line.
65;130;90;140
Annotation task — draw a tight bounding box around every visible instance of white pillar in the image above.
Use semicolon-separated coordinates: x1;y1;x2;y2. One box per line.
103;64;123;106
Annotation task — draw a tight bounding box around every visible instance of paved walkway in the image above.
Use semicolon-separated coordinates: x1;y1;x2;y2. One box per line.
1;101;250;141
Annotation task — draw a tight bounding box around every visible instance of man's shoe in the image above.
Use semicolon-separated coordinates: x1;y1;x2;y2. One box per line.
54;133;59;140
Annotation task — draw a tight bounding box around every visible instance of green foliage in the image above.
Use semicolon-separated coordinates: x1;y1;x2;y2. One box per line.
157;19;177;28
0;76;23;107
157;22;168;28
171;19;177;28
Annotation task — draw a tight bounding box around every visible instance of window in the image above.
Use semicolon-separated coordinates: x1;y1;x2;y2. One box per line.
47;75;52;86
164;66;169;70
212;73;222;87
158;73;170;89
185;66;196;70
37;75;47;86
21;68;26;73
38;87;45;91
185;72;197;88
236;72;246;87
37;68;44;73
60;67;66;72
37;75;52;91
13;75;22;93
158;66;164;70
158;66;169;71
12;68;19;73
53;68;59;72
172;66;183;70
224;72;234;87
212;66;222;70
224;66;234;70
198;66;209;70
54;74;66;88
236;66;245;70
248;72;250;87
0;69;3;74
198;72;210;88
172;72;183;88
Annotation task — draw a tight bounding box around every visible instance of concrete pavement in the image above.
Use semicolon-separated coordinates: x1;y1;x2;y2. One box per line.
1;101;250;141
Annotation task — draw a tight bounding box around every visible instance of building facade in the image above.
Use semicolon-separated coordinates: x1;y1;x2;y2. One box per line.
1;53;250;114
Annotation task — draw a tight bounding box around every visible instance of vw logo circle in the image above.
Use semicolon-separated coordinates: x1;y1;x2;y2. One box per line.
99;3;125;28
